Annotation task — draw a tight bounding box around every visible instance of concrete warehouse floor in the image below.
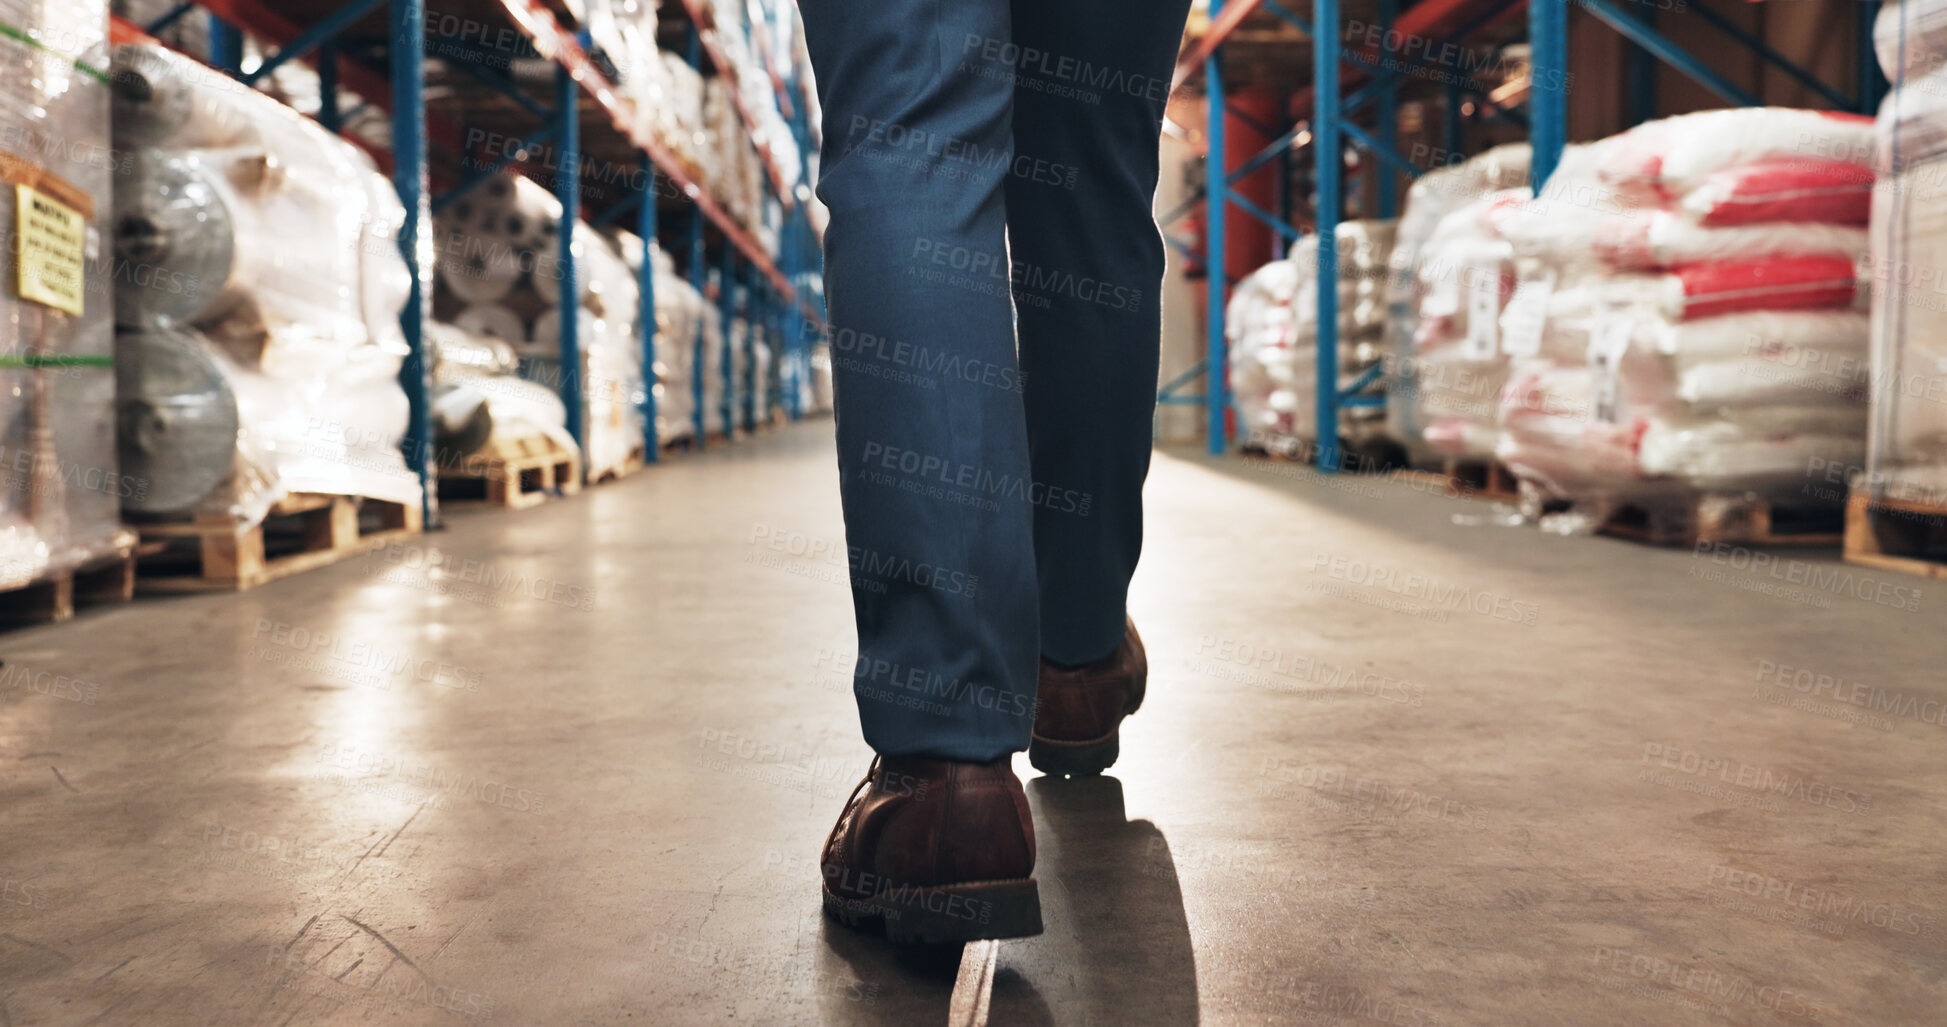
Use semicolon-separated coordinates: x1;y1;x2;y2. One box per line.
1;420;1942;1025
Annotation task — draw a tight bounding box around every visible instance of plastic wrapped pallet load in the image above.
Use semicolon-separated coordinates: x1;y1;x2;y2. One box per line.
0;0;135;587
1383;143;1530;460
519;231;646;479
1863;46;1947;505
432;174;648;479
428;321;576;464
615;233;710;446
1226;221;1396;462
1477;110;1877;528
109;42;421;526
1395;189;1527;461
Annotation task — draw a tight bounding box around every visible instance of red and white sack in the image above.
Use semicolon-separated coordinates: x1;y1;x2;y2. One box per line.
1590;258;1864;321
1676;160;1875;227
1594;211;1867;269
1598;108;1876;198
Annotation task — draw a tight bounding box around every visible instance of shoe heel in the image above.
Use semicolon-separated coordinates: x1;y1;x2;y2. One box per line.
1029;733;1119;777
822;886;880;929
871;879;1043;944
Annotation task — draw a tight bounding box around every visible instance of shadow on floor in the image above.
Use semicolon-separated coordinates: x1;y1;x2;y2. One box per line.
815;775;1198;1024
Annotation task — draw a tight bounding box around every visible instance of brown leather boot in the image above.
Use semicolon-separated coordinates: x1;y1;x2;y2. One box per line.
820;755;1043;943
1030;619;1146;777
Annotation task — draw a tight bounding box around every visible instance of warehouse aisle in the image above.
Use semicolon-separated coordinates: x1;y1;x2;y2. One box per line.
2;422;1942;1025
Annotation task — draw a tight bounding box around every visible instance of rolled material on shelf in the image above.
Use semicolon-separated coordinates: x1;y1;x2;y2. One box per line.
112;157;246;324
438;246;524;303
109;40;263;150
111;49;375;348
439;172;558;248
455;304;526;345
115;324;243;514
115;320;419;521
109;41;421;525
430;320;574;462
114;154;371;342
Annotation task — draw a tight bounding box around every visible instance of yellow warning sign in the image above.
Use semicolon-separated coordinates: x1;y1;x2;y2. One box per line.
16;183;86;316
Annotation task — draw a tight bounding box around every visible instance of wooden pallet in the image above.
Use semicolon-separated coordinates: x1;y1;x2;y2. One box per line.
134;493;422;593
1385;457;1520;501
1843;492;1947;579
590;446;647;485
1596;493;1844;548
439;434;581;509
0;539;137;629
1239;436;1405;475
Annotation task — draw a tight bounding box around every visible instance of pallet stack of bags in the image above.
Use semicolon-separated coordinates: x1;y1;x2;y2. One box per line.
653;54;710;178
0;0;132;586
1227;220;1396;462
1382;143;1532;466
109;42;422;527
702;79;767;242
1865;0;1947;507
704;0;801;240
431;173;646;479
1481;108;1878;531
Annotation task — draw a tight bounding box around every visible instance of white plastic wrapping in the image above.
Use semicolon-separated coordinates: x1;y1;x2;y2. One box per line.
432;181;647;480
429;321;577;464
1475;109;1876;515
1394;192;1525;460
1877;0;1947;82
110;43;419;525
1383;145;1531;458
0;0;126;584
1864;67;1947;502
1227;220;1396;455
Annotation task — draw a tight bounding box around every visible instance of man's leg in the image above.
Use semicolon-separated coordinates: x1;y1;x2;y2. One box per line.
1002;0;1194;666
798;0;1038;760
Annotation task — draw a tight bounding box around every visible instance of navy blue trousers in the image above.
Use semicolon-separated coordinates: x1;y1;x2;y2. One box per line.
799;0;1192;761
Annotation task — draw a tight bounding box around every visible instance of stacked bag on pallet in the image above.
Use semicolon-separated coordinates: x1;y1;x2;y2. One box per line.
0;0;132;586
431;173;648;480
1383;144;1531;463
109;42;422;527
427;323;576;468
1865;0;1947;504
1479;108;1876;521
620;236;702;446
1227;220;1396;459
703;0;801;240
563;0;790;247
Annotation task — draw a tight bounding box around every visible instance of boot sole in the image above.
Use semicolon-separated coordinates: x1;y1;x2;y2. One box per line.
822;879;1043;943
1027;733;1120;777
1029;679;1143;778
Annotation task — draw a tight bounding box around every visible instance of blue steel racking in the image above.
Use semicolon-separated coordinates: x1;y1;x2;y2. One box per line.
121;0;827;519
1164;0;1886;468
